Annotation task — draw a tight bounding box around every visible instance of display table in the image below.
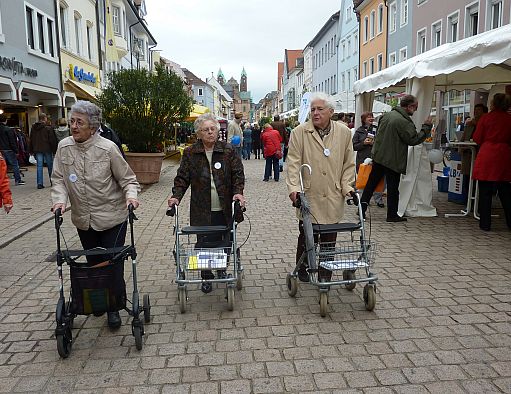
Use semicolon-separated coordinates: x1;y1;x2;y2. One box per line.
444;141;478;218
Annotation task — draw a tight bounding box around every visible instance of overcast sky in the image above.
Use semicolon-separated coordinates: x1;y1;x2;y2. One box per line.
145;0;341;102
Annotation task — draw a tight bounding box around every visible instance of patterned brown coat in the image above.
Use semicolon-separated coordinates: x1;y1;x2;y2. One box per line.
172;140;245;225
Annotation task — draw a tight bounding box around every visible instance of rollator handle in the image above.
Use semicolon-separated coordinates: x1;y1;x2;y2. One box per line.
233;199;246;213
54;208;63;229
166;205;176;217
128;203;138;223
292;192;302;208
347;191;359;206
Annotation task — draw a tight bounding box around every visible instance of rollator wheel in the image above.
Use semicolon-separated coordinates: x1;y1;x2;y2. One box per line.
319;292;328;317
143;294;151;323
364;284;376;311
236;272;243;290
65;301;74;329
178;287;187;314
133;324;143;350
286;274;298;297
343;270;356;291
56;327;72;358
226;287;235;311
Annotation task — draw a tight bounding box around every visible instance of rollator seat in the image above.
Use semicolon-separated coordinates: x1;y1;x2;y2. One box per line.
181;225;230;235
312;222;361;234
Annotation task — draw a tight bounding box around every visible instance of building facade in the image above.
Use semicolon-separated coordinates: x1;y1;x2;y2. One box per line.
183;68;214;111
218;68;252;121
387;0;412;67
282;49;303;112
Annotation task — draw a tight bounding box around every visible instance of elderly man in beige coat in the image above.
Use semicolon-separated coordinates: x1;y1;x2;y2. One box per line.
286;92;355;282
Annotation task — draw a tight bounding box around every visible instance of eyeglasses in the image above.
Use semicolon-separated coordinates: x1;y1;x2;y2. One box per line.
69;118;89;128
200;126;218;133
311;107;327;113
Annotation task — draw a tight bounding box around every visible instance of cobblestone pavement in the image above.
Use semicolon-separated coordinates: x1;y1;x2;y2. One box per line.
0;157;510;393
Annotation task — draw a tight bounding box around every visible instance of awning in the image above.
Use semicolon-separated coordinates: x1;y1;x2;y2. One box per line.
65;79;101;101
0;77;16;101
184;104;210;121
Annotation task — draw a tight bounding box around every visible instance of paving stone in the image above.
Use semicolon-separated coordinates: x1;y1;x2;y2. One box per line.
252;377;284;393
314;372;347;389
220;379;252;394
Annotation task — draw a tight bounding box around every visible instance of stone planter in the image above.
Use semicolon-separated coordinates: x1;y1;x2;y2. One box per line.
125;152;165;184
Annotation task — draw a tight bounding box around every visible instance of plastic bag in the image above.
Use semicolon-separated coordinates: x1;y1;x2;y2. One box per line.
356;163;384;192
28;154;37;165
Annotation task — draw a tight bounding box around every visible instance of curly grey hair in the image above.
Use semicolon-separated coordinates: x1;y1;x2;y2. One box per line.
309;92;336;111
194;112;220;133
69;100;102;130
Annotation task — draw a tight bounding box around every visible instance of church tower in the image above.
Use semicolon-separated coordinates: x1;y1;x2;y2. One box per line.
240;67;247;92
217;68;225;85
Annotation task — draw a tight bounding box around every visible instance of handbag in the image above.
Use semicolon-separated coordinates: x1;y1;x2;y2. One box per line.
356;163;384;192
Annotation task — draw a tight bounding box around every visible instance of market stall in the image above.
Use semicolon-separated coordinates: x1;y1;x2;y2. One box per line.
353;24;511;217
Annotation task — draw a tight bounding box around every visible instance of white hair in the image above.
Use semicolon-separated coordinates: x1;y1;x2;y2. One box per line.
309;92;336;111
70;100;102;129
194;113;220;132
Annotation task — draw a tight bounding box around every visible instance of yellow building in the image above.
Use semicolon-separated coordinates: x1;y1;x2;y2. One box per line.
355;0;387;79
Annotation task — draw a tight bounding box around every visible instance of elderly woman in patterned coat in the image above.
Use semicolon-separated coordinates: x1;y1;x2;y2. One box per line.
168;113;246;293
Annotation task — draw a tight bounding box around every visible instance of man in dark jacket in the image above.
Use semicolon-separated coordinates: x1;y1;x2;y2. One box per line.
270;115;288;172
361;95;432;222
29;113;57;189
99;123;126;159
0;114;24;185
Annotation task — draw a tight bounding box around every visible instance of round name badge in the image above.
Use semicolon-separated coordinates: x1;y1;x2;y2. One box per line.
69;173;78;183
324;148;330;157
214;162;222;170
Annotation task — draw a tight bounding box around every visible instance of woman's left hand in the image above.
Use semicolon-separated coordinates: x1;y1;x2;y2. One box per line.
127;198;139;209
233;194;246;208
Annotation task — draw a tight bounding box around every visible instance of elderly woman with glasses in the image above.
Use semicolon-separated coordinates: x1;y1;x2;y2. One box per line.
168;113;246;293
51;100;140;329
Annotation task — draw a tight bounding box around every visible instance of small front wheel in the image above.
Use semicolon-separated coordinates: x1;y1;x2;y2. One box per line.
133;325;143;350
364;284;376;311
319;292;328;317
143;294;151;323
343;270;356;291
286;274;298;297
226;287;235;311
178;287;187;314
56;327;72;359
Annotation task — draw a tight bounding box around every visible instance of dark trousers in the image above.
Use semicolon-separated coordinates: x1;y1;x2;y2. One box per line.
478;181;511;231
196;211;228;280
296;221;337;265
253;145;261;159
264;155;279;181
77;222;127;264
1;150;21;183
361;162;401;219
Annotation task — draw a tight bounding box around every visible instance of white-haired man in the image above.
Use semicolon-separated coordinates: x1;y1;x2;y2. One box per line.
286;92;355;282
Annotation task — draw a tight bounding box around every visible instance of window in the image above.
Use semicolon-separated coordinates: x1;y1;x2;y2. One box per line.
370;10;375;38
389;1;397;33
123;10;127;40
74;13;82;54
333;35;336;54
448;12;459;42
98;0;104;23
364;16;369;42
47;19;55;57
112;5;120;35
399;47;407;62
59;4;67;48
86;23;93;61
354;67;358;81
0;3;4;42
347;38;351;58
327;41;330;59
37;13;45;53
432;21;442;48
347;70;351;91
400;0;408;26
342;41;346;60
341;73;346;91
346;5;352;21
465;2;478;37
25;4;56;57
377;53;383;71
378;4;384;33
198;88;203;96
369;58;375;74
26;7;34;49
488;0;503;30
354;34;358;53
417;28;426;54
389;52;396;66
333;75;337;94
363;61;367;78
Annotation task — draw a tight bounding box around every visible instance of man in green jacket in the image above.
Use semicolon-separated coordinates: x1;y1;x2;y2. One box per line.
361;95;432;222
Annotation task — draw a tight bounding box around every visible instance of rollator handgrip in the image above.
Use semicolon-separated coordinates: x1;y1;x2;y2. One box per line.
128;204;138;222
233;200;246;213
292;193;301;208
348;191;359;206
166;206;176;217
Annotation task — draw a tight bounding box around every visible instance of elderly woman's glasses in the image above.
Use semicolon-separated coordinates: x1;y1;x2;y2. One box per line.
201;126;217;133
69;118;89;128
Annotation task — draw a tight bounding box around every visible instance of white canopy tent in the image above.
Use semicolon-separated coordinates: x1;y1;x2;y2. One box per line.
353;24;511;217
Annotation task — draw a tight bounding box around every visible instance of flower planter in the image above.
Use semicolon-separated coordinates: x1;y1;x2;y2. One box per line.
125;152;165;184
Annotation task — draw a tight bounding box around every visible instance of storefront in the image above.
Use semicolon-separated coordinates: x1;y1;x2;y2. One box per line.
60;55;101;113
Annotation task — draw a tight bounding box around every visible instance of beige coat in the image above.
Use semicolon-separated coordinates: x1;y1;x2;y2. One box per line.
51;133;140;231
227;120;243;145
286;120;355;224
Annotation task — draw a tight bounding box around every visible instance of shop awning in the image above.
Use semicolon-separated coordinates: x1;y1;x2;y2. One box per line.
65;79;101;101
185;104;210;121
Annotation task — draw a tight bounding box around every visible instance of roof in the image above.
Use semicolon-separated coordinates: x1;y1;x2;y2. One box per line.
217;68;225;79
241;67;247;77
306;11;340;48
277;62;284;91
353;24;511;94
239;91;251;101
206;77;233;102
182;69;207;86
285;49;303;74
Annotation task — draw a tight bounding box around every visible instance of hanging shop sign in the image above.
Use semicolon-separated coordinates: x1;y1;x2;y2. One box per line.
69;64;97;85
0;56;38;78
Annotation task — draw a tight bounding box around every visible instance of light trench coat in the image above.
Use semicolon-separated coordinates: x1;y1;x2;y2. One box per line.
286;120;355;224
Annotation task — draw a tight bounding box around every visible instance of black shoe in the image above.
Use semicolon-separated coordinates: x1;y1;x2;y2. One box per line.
297;265;309;282
279;166;283;172
216;270;227;279
107;311;121;329
274;179;279;182
386;216;407;222
93;311;105;317
263;178;269;182
37;184;45;189
201;282;213;294
377;202;385;208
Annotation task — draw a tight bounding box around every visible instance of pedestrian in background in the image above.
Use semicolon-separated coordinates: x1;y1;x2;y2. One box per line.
228;112;243;157
360;94;432;222
251;124;262;159
0;152;13;213
242;123;252;160
471;93;511;231
261;124;282;182
29;113;57;189
54;118;70;143
286;92;355;282
0;114;24;186
271;115;288;172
